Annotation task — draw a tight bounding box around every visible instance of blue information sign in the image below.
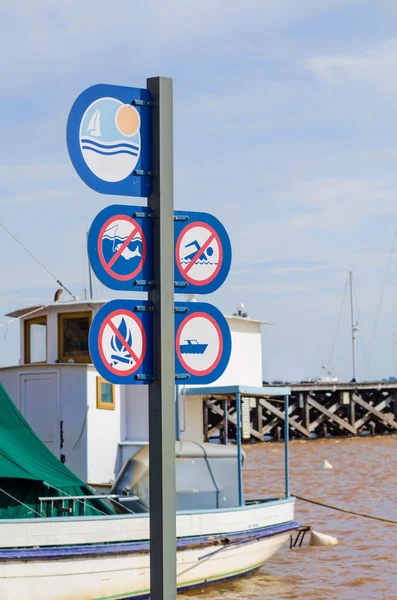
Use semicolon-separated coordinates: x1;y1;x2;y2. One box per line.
89;300;153;385
175;301;231;384
174;210;232;295
67;84;152;198
88;205;153;292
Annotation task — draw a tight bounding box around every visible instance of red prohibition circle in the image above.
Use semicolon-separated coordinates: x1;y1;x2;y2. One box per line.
175;221;223;286
176;312;223;376
98;309;146;376
98;214;146;281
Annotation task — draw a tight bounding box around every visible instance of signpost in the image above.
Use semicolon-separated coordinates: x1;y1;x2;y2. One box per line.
146;76;176;600
68;76;232;600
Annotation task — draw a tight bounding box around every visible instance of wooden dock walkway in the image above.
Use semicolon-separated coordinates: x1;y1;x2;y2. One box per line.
203;382;397;442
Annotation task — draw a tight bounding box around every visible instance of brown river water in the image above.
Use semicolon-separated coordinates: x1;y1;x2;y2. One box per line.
180;436;397;600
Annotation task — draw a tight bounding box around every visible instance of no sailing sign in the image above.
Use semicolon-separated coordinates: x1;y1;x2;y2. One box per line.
88;205;153;292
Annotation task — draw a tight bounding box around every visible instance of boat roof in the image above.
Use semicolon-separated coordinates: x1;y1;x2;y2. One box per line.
7;300;273;325
224;314;273;326
6;299;106;318
184;384;291;397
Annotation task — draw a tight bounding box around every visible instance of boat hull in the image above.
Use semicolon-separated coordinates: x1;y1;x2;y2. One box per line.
0;498;297;600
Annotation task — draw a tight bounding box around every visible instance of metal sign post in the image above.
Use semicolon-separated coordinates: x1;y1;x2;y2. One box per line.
146;77;176;600
69;75;232;599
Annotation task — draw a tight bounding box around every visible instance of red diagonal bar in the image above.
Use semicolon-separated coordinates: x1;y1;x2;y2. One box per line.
183;232;216;275
107;223;137;269
107;318;140;365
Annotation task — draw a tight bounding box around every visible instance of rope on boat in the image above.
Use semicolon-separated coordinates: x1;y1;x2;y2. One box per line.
294;494;397;525
0;486;45;518
0;220;78;300
0;299;78;330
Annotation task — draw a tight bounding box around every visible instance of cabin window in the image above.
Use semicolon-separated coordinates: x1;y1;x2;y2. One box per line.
58;312;91;363
24;317;47;364
96;377;115;410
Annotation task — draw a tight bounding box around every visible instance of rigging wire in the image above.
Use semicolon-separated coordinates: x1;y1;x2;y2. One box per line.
351;277;370;375
0;486;44;518
0;298;76;330
0;220;77;300
391;253;397;374
328;276;349;369
366;228;397;378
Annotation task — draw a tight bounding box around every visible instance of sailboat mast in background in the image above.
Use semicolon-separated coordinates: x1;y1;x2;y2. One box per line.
349;271;360;381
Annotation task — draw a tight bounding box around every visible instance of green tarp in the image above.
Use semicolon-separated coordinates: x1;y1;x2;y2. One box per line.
0;383;114;518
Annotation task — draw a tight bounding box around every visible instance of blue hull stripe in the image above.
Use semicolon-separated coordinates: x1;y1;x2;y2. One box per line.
113;565;262;600
0;520;299;561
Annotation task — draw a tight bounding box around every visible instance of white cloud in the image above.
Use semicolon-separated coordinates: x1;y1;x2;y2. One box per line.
0;0;367;96
285;178;397;233
229;177;397;270
305;40;397;88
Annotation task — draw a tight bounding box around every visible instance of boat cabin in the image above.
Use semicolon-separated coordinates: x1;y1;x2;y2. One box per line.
0;298;270;488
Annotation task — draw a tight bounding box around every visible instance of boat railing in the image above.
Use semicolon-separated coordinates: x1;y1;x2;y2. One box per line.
38;494;139;518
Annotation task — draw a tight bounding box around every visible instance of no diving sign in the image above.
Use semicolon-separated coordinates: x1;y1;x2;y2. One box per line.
88;205;153;291
89;300;153;384
174;211;232;295
174;302;231;384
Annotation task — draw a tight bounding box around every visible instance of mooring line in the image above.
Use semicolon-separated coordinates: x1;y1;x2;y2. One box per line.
294;494;397;525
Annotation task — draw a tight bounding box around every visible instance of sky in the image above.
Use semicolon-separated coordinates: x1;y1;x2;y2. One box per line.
1;0;397;381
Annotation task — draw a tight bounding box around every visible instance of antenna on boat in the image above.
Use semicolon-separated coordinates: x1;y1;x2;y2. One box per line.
234;302;248;318
349;271;360;381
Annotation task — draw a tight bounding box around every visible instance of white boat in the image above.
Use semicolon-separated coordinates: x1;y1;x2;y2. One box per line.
0;298;297;599
0;497;296;599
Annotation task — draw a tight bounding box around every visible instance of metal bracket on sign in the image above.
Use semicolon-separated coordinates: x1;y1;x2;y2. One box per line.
133;170;156;177
174;281;188;288
134;305;155;312
134;281;155;288
135;374;156;381
175;374;190;381
133;212;155;219
174;215;189;222
132;99;154;107
174;306;189;314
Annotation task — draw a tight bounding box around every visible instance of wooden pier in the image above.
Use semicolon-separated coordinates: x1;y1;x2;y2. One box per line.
203;382;397;442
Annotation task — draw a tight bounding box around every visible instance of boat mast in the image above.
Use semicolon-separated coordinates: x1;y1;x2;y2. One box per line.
349;271;356;380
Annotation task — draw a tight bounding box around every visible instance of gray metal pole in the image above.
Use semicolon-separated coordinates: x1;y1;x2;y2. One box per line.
284;394;290;498
175;385;180;441
147;76;176;600
349;271;356;380
86;232;93;299
235;391;243;506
